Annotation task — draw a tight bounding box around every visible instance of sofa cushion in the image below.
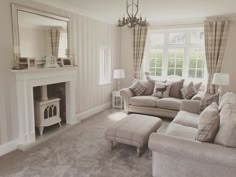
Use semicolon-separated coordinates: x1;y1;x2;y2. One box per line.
141;79;155;96
215;104;236;147
196;103;220;142
219;92;236;110
166;123;198;140
168;79;184;99
200;93;219;111
129;80;146;96
181;82;198;99
157;97;182;111
129;96;159;107
173;111;199;128
152;82;171;98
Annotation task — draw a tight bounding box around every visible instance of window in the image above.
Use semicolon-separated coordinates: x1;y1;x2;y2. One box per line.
99;46;111;85
145;28;206;81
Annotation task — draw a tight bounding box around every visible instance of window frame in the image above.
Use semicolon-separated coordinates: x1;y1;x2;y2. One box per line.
144;27;207;82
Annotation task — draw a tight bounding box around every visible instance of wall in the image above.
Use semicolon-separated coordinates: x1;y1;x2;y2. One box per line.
0;0;119;154
120;19;236;93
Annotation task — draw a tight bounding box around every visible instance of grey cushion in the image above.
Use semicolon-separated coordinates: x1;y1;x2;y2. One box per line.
168;79;184;99
196;103;220;142
129;96;159;107
173;111;199;128
157;97;182;111
166;123;198;140
215;104;236;147
104;114;162;147
141;79;155;96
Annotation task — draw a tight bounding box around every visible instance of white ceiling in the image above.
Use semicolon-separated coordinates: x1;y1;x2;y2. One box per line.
33;0;236;24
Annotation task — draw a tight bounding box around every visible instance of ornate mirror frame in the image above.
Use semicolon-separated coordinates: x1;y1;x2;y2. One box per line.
11;3;73;67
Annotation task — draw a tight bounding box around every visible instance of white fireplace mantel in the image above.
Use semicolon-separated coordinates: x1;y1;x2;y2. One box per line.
11;67;78;147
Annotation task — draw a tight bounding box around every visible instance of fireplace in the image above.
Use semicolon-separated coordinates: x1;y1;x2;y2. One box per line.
12;67;78;148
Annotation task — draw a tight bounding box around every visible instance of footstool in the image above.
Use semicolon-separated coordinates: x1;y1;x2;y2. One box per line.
104;114;162;157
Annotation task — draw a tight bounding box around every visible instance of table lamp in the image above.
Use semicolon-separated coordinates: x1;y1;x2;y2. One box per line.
212;73;229;98
113;69;125;90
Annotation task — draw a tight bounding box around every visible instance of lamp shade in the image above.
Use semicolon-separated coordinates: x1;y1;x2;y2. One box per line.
113;69;125;79
212;73;229;86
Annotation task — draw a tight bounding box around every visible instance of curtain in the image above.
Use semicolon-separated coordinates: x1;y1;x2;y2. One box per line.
48;28;61;57
204;19;230;94
133;25;148;79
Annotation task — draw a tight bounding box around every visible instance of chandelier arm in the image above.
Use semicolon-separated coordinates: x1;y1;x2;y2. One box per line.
133;0;139;17
126;0;132;18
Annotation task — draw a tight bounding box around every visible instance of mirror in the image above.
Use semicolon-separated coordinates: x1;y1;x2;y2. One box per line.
11;4;72;69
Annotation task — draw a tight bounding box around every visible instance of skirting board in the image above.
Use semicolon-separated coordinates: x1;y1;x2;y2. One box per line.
76;102;111;121
0;139;18;157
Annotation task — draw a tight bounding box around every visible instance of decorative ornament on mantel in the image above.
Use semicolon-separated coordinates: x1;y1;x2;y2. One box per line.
117;0;148;28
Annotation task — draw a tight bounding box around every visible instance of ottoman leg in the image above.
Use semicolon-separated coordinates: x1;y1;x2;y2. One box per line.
137;147;141;157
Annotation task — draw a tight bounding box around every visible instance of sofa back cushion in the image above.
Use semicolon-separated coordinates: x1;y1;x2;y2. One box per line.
141;79;155;96
219;92;236;110
215;104;236;147
168;79;184;99
196;103;220;142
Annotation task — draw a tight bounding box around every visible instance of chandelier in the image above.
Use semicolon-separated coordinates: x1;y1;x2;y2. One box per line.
117;0;148;28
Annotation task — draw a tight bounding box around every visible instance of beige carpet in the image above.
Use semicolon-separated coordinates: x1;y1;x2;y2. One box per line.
0;109;170;177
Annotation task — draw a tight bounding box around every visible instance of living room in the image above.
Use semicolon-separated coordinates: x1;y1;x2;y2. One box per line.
0;0;236;177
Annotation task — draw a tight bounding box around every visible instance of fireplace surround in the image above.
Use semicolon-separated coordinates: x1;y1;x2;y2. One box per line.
12;67;77;148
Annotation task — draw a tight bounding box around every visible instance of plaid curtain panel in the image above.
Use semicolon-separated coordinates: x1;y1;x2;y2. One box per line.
204;19;230;94
133;26;148;79
48;28;61;57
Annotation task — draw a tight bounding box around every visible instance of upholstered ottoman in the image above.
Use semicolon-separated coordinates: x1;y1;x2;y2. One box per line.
105;114;162;157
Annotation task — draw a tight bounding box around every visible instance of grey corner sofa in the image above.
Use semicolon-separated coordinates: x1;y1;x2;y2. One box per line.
148;93;236;177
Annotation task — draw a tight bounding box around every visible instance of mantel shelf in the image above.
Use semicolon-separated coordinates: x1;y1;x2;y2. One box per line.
11;66;78;74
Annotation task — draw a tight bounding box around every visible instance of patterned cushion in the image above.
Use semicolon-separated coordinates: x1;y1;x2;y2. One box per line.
200;93;219;111
181;82;197;100
152;82;171;98
195;82;202;91
129;80;146;96
168;79;185;99
196;103;220;142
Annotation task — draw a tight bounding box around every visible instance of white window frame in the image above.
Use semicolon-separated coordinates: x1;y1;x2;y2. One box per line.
98;46;112;85
144;27;207;82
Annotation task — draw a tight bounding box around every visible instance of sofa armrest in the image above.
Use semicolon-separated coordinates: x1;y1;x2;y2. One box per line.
148;133;236;168
120;88;134;112
180;100;200;114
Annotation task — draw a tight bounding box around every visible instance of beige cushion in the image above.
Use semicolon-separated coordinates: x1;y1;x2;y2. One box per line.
215;104;236;147
157;97;182;111
129;96;158;107
173;111;199;128
219;92;236;110
196;103;220;142
104;114;162;147
181;82;198;100
152;82;171;98
168;79;184;99
166;123;198;140
129;80;146;96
